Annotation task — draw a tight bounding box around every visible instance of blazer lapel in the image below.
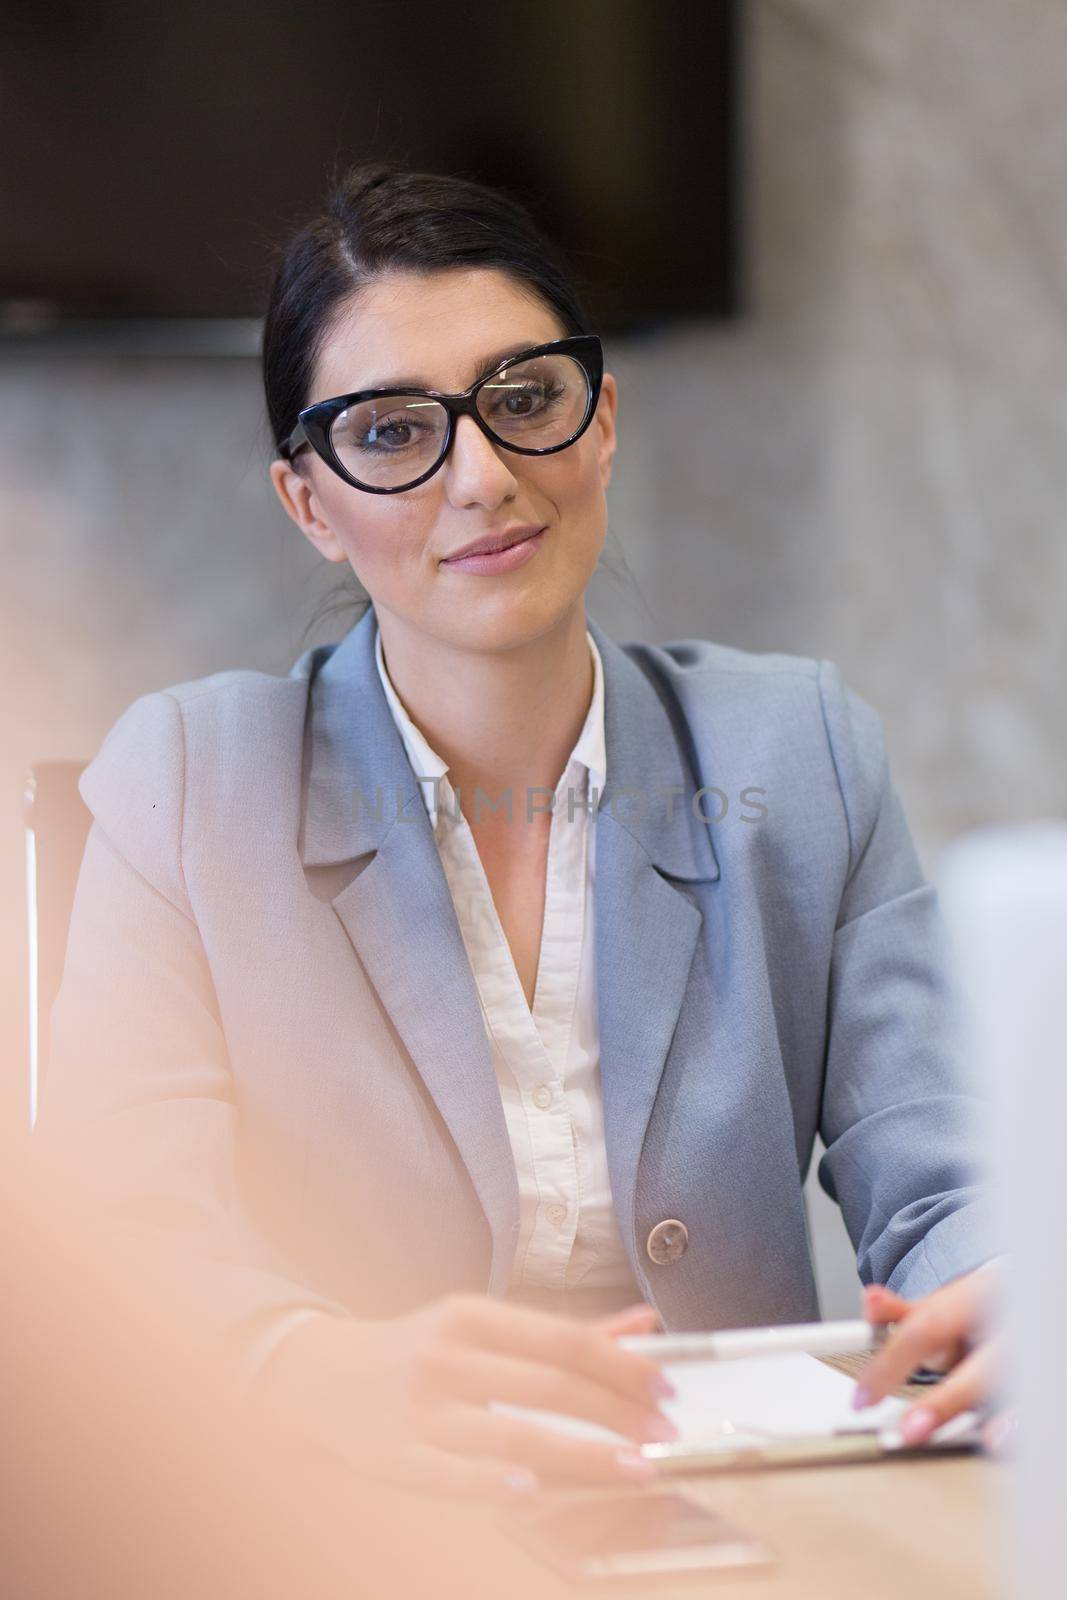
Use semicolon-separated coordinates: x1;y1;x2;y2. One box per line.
585;618;721;1279
298;606;722;1299
300;606;520;1293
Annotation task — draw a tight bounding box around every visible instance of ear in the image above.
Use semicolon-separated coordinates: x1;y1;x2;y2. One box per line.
268;458;349;564
594;371;618;490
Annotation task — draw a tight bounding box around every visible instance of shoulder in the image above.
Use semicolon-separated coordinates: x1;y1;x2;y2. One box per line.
77;644;335;908
620;634;892;868
622;634;820;703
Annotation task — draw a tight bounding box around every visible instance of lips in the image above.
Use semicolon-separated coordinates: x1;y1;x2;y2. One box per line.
442;525;546;562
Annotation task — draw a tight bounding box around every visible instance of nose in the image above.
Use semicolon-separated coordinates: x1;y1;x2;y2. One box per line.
442;413;518;509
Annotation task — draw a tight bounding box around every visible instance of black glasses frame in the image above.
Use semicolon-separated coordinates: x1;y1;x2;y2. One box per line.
277;334;604;494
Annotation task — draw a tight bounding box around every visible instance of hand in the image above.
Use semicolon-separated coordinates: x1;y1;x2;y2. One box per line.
853;1265;1015;1454
256;1293;674;1500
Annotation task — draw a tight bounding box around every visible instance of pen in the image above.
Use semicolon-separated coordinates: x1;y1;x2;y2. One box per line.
618;1318;891;1364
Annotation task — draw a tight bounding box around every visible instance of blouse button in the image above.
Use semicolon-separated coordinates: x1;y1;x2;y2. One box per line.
532;1084;553;1110
646;1219;689;1265
545;1203;567;1228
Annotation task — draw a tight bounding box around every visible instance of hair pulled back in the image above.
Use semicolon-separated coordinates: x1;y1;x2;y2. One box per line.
262;160;592;459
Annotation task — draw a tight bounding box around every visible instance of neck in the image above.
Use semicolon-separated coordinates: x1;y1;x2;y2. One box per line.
373;603;595;815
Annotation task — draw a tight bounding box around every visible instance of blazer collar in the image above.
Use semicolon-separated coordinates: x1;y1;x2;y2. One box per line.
300;604;720;886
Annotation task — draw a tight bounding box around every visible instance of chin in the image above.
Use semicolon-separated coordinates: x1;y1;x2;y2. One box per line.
442;587;585;654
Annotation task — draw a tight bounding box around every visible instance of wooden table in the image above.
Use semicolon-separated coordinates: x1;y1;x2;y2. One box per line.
401;1354;1005;1600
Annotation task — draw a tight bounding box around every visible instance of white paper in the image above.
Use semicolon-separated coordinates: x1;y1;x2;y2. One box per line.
494;1351;974;1452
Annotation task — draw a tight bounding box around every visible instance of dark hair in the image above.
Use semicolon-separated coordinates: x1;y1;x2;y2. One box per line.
261;160;642;638
263;159;592;461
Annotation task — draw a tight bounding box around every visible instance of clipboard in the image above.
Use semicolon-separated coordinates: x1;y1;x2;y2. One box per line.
639;1415;985;1476
493;1351;985;1475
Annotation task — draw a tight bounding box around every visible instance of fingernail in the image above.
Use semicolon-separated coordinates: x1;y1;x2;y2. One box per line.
900;1407;938;1445
851;1384;873;1411
503;1468;540;1494
642;1412;680;1443
616;1449;657;1480
649;1370;676;1401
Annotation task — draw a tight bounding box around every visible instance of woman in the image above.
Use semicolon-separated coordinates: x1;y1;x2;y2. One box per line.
42;161;998;1498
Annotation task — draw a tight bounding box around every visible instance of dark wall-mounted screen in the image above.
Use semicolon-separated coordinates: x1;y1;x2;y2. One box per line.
2;0;738;335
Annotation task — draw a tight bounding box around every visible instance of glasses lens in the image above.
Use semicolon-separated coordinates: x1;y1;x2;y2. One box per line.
476;353;591;449
329;396;449;488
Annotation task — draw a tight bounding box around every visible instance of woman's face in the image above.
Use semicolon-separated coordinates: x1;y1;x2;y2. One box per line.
270;267;618;653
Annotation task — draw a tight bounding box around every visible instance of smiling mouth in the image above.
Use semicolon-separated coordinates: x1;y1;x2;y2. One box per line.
442;526;547;563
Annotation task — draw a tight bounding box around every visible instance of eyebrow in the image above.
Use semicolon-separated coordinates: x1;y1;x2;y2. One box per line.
362;341;546;394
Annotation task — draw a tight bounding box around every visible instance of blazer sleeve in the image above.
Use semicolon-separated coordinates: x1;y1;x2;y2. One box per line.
813;661;1002;1298
37;689;350;1385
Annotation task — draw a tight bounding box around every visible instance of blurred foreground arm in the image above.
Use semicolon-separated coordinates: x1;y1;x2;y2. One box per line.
36;691;675;1494
37;691;352;1380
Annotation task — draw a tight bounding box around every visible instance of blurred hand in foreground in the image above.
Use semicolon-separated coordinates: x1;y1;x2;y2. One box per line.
257;1294;673;1500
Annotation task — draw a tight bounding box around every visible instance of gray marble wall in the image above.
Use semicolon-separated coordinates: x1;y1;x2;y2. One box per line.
4;1;1064;1312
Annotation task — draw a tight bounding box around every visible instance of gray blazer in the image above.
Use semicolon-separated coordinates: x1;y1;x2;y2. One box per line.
42;605;994;1364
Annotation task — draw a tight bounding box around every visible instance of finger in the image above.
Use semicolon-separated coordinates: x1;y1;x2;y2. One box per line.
863;1286;955;1375
437;1294;670;1410
424;1401;659;1487
595;1302;662;1339
854;1284;975;1406
413;1344;678;1446
387;1441;546;1503
862;1284;911;1324
886;1346;998;1446
908;1346;955;1374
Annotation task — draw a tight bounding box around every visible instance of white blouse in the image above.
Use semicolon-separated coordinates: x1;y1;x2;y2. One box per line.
374;625;636;1296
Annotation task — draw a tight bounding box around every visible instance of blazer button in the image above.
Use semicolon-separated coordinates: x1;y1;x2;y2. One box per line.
645;1218;689;1266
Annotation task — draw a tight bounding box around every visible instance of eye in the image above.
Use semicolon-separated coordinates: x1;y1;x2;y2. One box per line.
360;416;420;451
484;378;566;419
333;398;446;456
508;381;551;415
